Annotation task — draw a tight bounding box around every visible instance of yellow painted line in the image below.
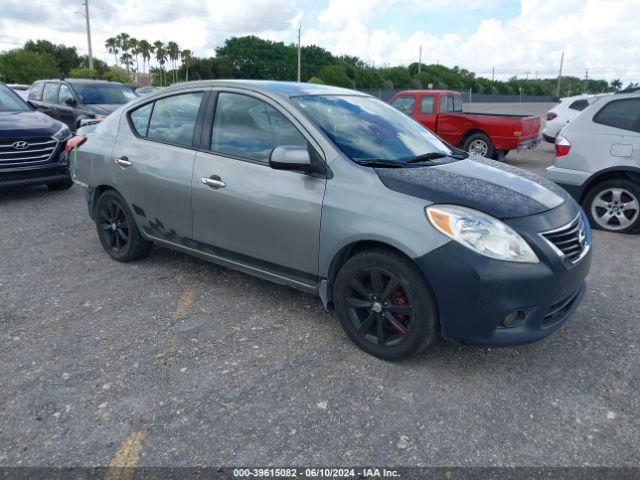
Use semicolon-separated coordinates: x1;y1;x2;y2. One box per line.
103;429;148;480
172;279;199;321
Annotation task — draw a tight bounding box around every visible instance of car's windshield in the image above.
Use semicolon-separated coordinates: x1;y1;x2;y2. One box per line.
0;84;31;112
293;95;452;163
73;83;137;105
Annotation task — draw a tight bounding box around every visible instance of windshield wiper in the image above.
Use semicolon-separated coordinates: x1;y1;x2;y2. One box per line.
403;152;448;164
354;159;403;168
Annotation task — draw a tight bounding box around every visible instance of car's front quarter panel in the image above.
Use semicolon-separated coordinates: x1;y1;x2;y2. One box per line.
319;157;450;279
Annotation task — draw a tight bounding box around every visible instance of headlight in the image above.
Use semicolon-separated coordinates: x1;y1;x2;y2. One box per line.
52;125;71;142
426;205;539;263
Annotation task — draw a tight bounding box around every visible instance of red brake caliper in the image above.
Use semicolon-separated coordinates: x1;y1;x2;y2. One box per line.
389;291;408;334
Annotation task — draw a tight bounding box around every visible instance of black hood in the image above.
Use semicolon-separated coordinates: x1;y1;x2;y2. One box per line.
376;157;570;219
0;111;64;139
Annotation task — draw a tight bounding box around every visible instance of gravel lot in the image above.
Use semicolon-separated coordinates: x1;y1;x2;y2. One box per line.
1;104;639;469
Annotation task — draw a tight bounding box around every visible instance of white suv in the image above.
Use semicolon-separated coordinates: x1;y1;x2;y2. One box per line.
546;92;640;233
543;94;605;143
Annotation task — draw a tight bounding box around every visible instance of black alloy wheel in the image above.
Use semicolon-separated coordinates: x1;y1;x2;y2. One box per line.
345;268;415;347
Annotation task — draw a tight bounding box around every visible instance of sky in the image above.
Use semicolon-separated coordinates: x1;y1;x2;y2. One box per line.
1;0;638;84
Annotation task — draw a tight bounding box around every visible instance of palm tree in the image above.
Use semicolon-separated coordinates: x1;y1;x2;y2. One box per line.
130;38;140;79
120;52;134;76
138;40;154;83
117;32;132;73
166;41;180;83
153;41;167;86
105;37;119;66
181;49;194;82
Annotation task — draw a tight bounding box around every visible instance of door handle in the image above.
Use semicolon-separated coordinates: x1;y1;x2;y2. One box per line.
114;156;132;168
201;176;226;189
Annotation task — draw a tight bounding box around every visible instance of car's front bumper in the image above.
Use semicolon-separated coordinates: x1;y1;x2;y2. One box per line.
414;202;591;346
0;154;70;189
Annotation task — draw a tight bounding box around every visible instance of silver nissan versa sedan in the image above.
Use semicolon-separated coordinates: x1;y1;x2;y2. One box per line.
70;80;592;360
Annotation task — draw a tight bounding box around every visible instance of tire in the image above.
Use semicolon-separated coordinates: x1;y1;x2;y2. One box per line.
583;179;640;233
47;177;74;190
95;190;152;261
462;132;495;159
333;248;438;361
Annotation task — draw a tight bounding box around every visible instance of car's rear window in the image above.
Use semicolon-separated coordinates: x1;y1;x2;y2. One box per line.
42;82;59;103
29;82;45;101
593;98;640;133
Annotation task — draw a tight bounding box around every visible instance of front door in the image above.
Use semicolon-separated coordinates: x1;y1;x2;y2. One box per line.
111;91;206;242
191;91;326;283
56;83;76;130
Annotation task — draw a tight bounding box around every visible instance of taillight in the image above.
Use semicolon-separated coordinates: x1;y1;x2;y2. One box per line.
546;112;557;121
554;135;571;157
65;135;87;154
514;129;522;138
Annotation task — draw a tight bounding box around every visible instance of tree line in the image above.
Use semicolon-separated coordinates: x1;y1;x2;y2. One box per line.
0;35;634;98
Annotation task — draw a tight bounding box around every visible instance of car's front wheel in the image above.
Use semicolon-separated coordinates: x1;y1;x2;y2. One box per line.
583;179;640;233
95;190;152;261
333;248;438;361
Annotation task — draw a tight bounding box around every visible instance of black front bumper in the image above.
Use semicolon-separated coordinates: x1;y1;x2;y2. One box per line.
0;153;70;189
415;202;592;346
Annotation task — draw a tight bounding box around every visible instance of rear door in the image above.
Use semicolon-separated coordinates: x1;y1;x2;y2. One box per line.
414;93;437;131
111;90;207;242
191;90;326;283
55;83;76;130
39;82;60;120
591;97;640;169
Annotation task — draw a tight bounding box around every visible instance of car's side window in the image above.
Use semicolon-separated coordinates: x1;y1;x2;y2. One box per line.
42;83;59;104
420;96;434;114
129;103;154;136
593;99;640;133
29;82;44;101
211;92;307;163
391;96;415;116
452;95;462;112
569;99;589;111
58;84;72;105
146;92;204;147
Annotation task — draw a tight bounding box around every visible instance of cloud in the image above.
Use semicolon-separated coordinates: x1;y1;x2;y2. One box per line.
0;0;638;83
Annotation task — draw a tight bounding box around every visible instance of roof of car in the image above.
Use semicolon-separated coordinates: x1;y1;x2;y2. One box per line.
38;78;126;86
158;80;368;98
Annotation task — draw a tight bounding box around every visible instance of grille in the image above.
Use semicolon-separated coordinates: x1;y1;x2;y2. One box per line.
540;214;589;264
0;137;58;167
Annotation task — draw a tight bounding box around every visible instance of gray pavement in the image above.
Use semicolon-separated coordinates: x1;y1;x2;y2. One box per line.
1;125;639;468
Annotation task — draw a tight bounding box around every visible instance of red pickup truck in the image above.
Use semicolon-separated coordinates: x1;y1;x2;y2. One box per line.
389;90;542;160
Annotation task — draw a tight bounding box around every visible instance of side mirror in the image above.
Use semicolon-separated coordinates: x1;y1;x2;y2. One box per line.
64;97;76;107
269;145;312;173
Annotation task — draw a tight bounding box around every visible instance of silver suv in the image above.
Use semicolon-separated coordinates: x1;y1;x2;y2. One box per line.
71;81;591;360
546;92;640;233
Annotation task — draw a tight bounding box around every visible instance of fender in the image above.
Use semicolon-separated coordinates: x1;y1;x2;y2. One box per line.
576;166;640;201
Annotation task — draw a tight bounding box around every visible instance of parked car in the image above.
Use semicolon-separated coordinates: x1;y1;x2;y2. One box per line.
7;84;31;100
28;79;137;132
546;92;640;233
389;90;541;160
71;81;591;360
542;94;604;143
135;86;162;97
0;82;73;190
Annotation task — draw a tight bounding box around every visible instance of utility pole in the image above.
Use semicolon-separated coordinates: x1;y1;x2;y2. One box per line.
492;66;495;82
83;0;94;70
297;26;301;83
556;51;564;97
418;45;422;73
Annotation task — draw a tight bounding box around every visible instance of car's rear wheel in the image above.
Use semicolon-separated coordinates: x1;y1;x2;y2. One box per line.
333;248;438;361
583;179;640;233
463;132;495;159
95;190;152;261
47;177;74;190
